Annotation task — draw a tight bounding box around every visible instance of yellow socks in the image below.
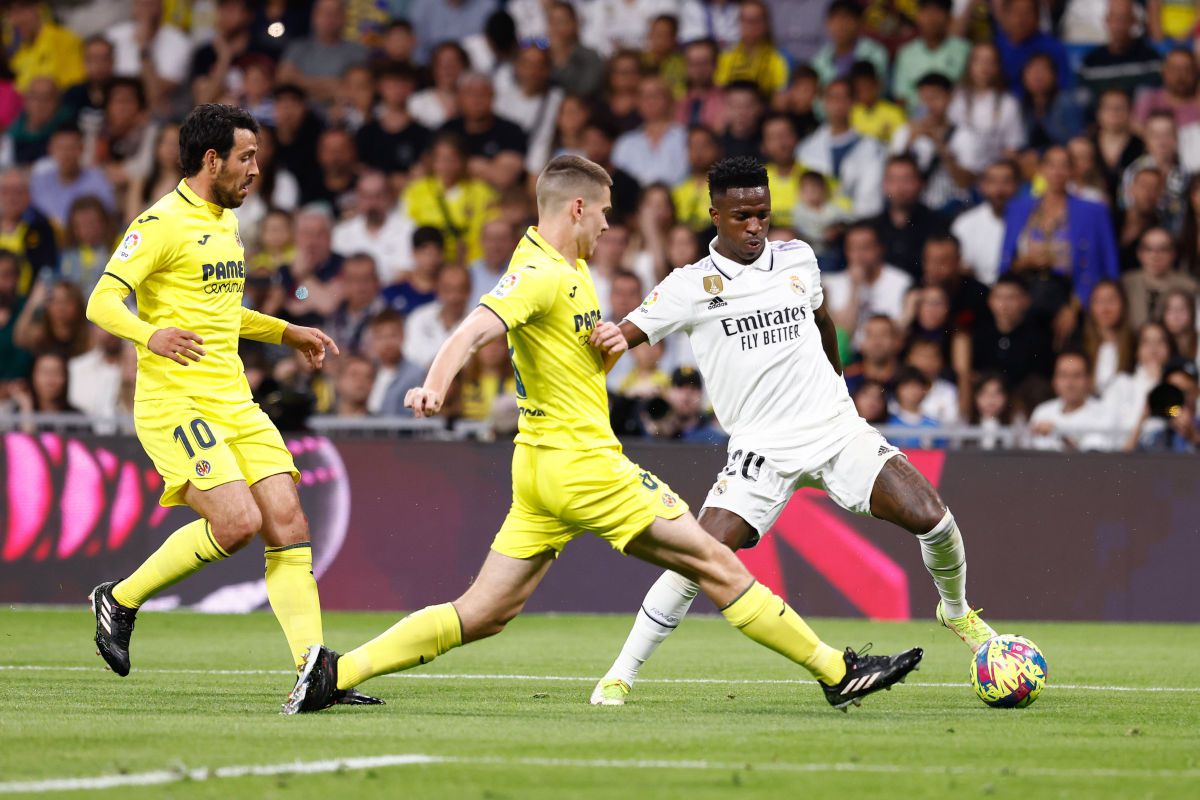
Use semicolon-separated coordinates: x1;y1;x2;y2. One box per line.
112;519;229;608
336;603;463;691
721;581;847;686
265;542;324;670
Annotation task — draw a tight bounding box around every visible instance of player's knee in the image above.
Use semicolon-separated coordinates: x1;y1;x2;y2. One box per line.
911;496;948;535
211;506;262;552
266;503;308;544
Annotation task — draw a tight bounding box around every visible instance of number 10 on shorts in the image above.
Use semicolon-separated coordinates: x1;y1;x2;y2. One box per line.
173;418;217;459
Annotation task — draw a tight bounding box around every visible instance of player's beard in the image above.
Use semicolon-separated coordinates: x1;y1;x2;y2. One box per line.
212;168;248;209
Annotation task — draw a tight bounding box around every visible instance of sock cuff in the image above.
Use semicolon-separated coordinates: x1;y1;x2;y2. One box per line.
265;542;313;566
664;571;701;599
435;603;464;650
918;509;956;542
265;541;313;553
720;581;772;628
202;521;231;560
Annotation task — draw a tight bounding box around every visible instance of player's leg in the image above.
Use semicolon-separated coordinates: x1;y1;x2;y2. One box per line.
594;508;754;703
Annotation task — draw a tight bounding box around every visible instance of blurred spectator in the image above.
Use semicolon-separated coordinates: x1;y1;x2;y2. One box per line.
680;0;741;49
619;339;669;399
717;80;764;160
236;127;300;252
409;42;468;130
1132;49;1200;128
546;2;606;99
249;207;295;274
123;123;181;225
582;119;640;223
6;0;84;92
673;125;721;232
920;233;991;335
1002;146;1120;312
277;0;368;105
470;218;518;301
0;167;58;294
1076;278;1136;392
333;354;376;417
441;73;527;192
1104;320;1177;435
968;372;1015;448
890;73;978;215
887;366;945;448
605;269;646;393
892;0;970;112
871;155;949;281
603;50;644;134
1020;54;1084;152
3;77;72;167
1117;167;1167;268
905;337;960;423
332;170;412;284
19;351;82;417
237;56;278;126
58;196;115;295
96;77;157;198
773;65;821;141
1028;351;1116;451
0;250;32;382
995;0;1071;94
1181;175;1200;274
494;46;563;175
613;76;687;188
364;309;424;415
1079;0;1163;107
825;224;913;336
849;61;905;144
463;8;518;78
270;85;322;200
797;79;886;218
1146;0;1198;44
61;35;114;134
328;63;377;133
628;183;675;282
1122;228;1198;328
1122;111;1188;234
962;275;1055;393
458;336;516;422
106;0;192;113
67;326;124;420
677;39;726;130
13;278;89;359
1134;379;1200;451
1066;136;1110;204
403;134;497;265
949;42;1025;174
327;253;384;356
30;124;115;227
714;0;789;95
905;283;955;357
280;206;344;322
409;0;497;64
844;314;903;396
403;264;471;368
384;226;445;314
1160;290;1197;364
644;14;686;96
1091;88;1146;202
812;1;889;87
305;127;359;212
355;62;430;180
852;379;889;424
581;0;677;57
189;0;256;106
643;366;724;442
793;170;847;262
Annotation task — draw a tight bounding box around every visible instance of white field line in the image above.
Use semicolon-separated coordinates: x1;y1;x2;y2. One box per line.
1;664;1198;693
2;752;1199;794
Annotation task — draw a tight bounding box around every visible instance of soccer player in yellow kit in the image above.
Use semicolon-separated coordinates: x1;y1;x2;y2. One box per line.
283;155;922;715
85;104;380;705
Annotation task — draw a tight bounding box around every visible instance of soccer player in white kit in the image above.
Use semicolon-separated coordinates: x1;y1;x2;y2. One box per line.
591;157;997;706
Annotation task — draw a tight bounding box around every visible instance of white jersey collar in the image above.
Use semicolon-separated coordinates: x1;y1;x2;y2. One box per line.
708;238;772;279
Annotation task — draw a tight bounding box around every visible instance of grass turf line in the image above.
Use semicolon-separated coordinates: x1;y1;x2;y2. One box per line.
0;609;1197;799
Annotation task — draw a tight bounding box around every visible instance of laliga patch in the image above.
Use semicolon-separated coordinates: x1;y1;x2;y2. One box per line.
195;460;212;477
790;275;807;295
491;273;520;298
116;230;142;261
639;290;660;312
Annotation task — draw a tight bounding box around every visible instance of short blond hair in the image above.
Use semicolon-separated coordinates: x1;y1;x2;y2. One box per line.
535;155;612;214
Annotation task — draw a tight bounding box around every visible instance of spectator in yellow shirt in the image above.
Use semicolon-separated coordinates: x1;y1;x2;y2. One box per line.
5;0;84;92
849;60;907;143
672;125;721;232
644;14;687;98
402;133;497;265
715;0;789;95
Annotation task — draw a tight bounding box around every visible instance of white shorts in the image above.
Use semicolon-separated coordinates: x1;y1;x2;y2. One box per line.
701;427;904;546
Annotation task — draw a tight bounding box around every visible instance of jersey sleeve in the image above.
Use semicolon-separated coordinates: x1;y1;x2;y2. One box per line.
624;270;693;345
240;307;289;344
801;250;824;311
477;265;559;329
99;219;172;293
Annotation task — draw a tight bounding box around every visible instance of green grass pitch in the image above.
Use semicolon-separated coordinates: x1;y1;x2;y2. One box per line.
1;608;1197;799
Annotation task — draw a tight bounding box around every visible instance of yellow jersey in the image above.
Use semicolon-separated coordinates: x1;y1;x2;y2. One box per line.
402;176;498;264
93;179;286;402
478;227;618;451
8;21;85;91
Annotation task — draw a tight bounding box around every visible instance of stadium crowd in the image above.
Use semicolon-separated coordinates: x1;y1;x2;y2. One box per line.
0;0;1199;451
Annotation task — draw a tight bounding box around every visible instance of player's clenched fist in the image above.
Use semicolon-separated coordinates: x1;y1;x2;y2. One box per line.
283;324;340;369
589;321;627;356
405;387;443;418
148;327;206;366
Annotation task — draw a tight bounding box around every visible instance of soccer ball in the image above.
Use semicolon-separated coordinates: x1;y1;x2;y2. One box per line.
971;634;1047;708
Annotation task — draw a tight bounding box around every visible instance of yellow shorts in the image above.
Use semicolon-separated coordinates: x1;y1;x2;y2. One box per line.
134;395;299;507
492;443;689;559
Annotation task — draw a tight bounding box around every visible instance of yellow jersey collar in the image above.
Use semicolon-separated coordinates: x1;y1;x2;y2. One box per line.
523;226;584;270
708;237;772;279
175;179;224;218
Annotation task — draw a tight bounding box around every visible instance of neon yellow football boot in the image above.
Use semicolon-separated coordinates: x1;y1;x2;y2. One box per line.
936;602;997;653
589;678;631;706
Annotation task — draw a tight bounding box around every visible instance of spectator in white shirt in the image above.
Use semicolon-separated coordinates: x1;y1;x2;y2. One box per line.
1029;351;1117;450
365;310;426;415
67;326;125;420
905;337;961;423
469;218;518;301
612;76;689;188
951;159;1020;285
581;0;679;56
797;78;886;218
403;264;473;369
824;222;914;340
331;170;414;286
1104;320;1177;438
494;45;564;175
948;42;1025;173
106;0;192;114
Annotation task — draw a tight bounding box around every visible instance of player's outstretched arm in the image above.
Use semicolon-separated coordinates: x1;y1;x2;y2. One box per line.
281;323;340;370
407;306;507;418
86;279;206;366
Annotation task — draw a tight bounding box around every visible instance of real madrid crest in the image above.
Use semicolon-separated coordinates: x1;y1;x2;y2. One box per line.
789;275;806;295
703;275;724;295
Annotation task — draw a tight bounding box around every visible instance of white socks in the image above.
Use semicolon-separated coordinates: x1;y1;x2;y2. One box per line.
605;570;699;686
918;510;970;618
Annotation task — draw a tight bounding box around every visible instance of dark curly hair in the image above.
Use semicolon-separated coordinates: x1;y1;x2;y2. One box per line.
707;156;768;199
179;104;260;176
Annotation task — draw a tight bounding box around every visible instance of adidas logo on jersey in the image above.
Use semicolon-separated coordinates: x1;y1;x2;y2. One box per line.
878;445;890;457
707;296;727;310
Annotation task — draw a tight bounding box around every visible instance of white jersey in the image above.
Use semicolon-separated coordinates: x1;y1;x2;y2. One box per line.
628;239;865;464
